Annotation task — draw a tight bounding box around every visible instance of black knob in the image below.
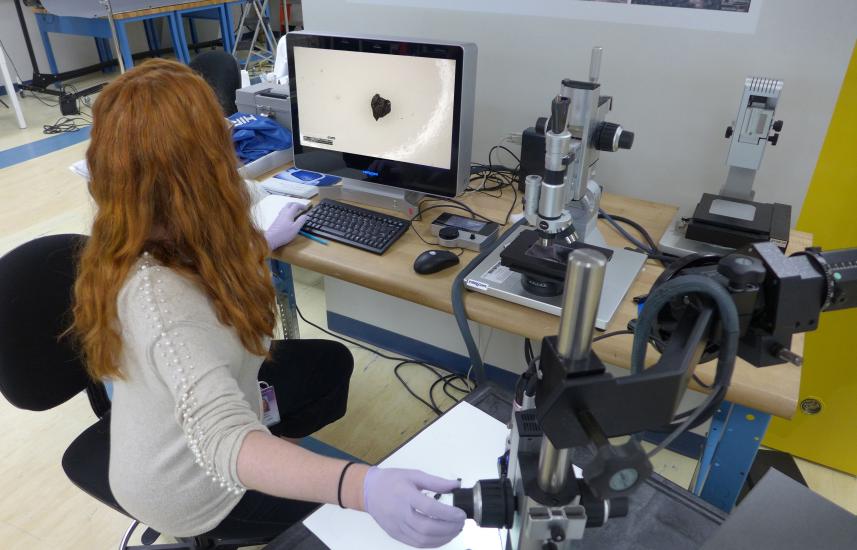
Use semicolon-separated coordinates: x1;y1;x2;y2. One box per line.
593;122;623;152
725;126;734;139
439;226;460;240
451;488;474;519
717;254;767;288
768;133;780;146
772;120;784;132
535;117;549;135
582;439;652;500
618;130;634;150
454;479;515;529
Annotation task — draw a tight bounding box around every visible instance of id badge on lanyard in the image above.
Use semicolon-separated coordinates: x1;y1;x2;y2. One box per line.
258;381;281;427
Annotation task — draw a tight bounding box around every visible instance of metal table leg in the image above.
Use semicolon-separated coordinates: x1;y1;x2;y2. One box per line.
694;400;771;512
270;259;300;340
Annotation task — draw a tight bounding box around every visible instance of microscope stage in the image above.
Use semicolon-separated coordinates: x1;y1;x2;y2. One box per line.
464;226;646;330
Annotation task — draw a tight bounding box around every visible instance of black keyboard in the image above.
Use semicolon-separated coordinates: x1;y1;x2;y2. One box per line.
303;199;410;254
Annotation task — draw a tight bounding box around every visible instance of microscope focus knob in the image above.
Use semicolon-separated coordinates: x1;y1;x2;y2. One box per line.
717;254;767;289
773;120;784;132
582;439;652;500
725;126;734;139
452;478;515;529
593;122;633;152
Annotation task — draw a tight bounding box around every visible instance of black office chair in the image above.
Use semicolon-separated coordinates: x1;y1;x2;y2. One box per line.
189;50;242;116
0;235;275;550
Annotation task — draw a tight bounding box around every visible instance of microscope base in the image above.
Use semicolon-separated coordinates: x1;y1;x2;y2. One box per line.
658;213;738;258
464;226;646;330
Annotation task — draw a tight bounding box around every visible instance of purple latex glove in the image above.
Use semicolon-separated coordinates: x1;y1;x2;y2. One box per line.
363;467;466;548
265;202;307;250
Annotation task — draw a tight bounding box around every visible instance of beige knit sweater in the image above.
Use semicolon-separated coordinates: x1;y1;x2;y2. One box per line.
109;254;270;537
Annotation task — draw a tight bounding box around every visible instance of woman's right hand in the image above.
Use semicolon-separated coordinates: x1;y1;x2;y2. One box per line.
363;467;467;548
264;202;308;250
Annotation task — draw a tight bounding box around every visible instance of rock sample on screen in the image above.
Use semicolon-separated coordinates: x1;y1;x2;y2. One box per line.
371;94;392;121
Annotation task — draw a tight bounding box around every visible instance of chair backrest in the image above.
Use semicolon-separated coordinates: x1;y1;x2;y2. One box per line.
0;234;91;411
189;50;242;116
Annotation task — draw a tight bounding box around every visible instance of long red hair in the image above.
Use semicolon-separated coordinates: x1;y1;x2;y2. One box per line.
73;59;275;380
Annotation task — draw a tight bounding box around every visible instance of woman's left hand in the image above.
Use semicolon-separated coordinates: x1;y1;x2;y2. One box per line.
265;203;308;250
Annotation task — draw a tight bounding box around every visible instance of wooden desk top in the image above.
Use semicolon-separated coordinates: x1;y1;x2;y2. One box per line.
274;186;810;419
34;0;225;20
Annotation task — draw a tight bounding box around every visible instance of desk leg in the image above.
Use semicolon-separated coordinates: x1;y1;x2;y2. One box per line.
144;19;162;58
225;3;237;53
219;5;233;52
35;16;60;77
694;401;770;512
169;13;191;64
101;38;115;71
270;259;301;340
188;17;200;54
114;21;135;70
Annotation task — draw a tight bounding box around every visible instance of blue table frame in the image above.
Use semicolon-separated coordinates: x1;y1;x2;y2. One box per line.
172;2;238;63
34;11;182;73
34;2;239;76
693;401;771;512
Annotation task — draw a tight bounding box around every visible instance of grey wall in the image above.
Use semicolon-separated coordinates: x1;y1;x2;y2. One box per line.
302;0;857;220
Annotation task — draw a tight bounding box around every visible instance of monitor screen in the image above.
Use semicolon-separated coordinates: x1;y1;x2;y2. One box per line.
293;47;456;170
287;33;476;198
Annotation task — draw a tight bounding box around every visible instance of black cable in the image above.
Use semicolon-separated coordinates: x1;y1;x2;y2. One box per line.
487;147;521;224
395;361;442;415
599;209;678;267
295;305;473;414
43;115;92;134
452;218;527;384
631;274;739;438
592;329;634;342
418;197;495;223
524;338;534;365
296;304;415;362
592;328;711;388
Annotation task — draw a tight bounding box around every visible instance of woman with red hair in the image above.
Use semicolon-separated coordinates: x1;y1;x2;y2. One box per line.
72;59;465;547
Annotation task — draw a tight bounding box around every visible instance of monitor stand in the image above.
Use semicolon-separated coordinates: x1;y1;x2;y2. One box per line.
318;178;424;217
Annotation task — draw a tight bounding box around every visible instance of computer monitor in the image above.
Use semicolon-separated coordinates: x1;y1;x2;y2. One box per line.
286;31;477;214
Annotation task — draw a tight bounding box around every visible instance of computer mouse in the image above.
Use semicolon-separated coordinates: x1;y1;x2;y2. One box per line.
413;249;460;275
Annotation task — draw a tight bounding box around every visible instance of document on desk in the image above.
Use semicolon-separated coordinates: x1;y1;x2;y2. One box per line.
303;402;510;550
250;195;311;232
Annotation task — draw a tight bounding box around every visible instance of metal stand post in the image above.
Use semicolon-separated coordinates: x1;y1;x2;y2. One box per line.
101;0;126;73
0;44;26;129
232;0;278;72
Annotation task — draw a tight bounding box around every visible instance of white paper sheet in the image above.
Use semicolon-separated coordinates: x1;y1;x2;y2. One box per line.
303;402;511;550
69;160;90;180
250;195;310;232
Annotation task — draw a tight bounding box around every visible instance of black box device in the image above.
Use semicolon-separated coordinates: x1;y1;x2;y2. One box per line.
686;193;791;251
430;213;499;252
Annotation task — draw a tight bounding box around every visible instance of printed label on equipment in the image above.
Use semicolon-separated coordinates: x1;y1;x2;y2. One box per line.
483;262;512;284
465;279;489;291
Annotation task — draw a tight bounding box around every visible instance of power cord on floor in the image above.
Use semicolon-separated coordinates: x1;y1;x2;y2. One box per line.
294;304;474;415
43;114;92;134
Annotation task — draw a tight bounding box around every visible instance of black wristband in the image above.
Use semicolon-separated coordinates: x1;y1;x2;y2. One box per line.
337;461;358;509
